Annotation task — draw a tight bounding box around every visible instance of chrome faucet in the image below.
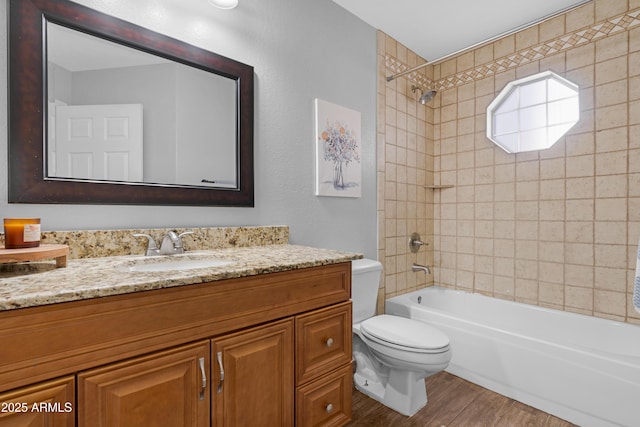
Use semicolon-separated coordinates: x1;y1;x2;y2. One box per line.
134;231;194;256
159;231;194;255
412;263;431;275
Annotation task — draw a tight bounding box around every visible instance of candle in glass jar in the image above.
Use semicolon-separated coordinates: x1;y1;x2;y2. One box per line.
4;218;41;249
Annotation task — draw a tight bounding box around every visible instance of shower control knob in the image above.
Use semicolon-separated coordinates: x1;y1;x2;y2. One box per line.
325;403;334;413
325;337;334;348
409;232;428;253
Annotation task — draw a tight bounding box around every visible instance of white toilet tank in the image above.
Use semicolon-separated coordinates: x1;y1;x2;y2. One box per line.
351;258;383;324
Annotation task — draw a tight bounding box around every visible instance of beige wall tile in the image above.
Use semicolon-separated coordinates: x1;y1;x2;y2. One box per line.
566;43;595;71
515;26;539;51
594;289;626;316
595;56;628;86
540;15;566;41
595;32;628;63
565;2;595;33
595;0;629;21
565;286;593;312
565;264;594;287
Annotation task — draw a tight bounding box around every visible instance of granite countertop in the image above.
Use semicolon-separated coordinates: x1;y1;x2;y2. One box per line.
0;245;361;311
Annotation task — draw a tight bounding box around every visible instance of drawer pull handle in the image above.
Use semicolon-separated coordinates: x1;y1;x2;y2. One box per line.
198;357;206;400
325;403;334;413
216;351;225;393
325;337;334;348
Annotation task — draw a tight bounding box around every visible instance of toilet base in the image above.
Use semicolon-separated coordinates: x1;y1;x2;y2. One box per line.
354;368;427;417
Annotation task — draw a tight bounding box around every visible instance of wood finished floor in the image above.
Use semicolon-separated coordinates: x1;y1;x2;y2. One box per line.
346;372;576;427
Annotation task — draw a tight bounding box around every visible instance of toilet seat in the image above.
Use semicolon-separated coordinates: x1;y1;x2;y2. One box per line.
360;315;449;354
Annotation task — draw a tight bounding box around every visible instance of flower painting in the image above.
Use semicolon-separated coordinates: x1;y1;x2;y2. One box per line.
315;99;361;197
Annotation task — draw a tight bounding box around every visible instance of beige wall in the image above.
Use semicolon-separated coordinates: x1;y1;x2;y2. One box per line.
378;0;640;324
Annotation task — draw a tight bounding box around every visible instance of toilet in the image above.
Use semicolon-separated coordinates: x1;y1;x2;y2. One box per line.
351;258;451;416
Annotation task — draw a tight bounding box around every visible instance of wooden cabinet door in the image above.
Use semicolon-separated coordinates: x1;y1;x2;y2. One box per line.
0;376;74;427
78;341;209;427
213;319;294;427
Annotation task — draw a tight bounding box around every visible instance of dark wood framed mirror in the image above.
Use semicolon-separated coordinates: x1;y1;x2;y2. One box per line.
8;0;254;206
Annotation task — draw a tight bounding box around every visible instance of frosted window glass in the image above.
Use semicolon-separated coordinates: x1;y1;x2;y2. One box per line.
494;133;519;152
548;98;579;125
519;128;547;152
548;78;577;101
495;88;519;113
486;71;579;153
519;80;546;107
548;123;573;144
520;104;546;131
494;111;518;135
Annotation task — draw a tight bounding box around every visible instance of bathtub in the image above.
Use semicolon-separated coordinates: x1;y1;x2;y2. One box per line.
386;286;640;427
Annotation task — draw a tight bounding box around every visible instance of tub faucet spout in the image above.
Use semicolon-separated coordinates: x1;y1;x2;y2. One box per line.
412;263;431;275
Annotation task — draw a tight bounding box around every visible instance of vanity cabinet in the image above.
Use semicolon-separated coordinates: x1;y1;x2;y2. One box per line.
77;341;210;427
0;376;74;427
0;262;353;426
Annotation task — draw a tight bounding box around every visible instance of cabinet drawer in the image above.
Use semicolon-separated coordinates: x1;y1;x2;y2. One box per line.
295;364;352;427
296;302;351;385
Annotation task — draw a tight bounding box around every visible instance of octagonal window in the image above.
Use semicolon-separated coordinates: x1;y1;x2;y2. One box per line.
487;71;580;153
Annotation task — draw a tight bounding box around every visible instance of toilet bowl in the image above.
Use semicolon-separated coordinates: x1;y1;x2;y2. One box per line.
351;259;452;416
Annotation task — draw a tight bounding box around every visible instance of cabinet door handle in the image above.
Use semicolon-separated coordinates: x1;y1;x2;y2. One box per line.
216;351;225;393
198;357;206;400
325;403;334;413
325;337;334;348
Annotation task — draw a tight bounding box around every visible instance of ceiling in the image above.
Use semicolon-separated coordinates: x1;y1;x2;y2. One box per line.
332;0;591;63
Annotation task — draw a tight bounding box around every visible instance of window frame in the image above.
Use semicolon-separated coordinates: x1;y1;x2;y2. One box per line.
486;70;580;154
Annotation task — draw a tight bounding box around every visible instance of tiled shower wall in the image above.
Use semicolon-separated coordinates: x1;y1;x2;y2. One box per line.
379;0;640;324
376;32;436;313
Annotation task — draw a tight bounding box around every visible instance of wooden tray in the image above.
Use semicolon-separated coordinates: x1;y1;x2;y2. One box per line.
0;244;69;268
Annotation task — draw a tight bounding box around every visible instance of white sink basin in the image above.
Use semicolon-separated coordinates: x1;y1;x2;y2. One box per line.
121;259;234;272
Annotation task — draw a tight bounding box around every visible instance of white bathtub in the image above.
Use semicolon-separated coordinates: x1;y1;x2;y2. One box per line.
386;286;640;427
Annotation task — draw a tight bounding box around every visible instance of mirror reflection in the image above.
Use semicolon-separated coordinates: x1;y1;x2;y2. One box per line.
46;22;238;188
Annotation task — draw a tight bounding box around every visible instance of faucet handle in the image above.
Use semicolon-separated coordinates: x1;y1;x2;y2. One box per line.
178;231;194;240
133;233;159;256
177;231;194;250
409;232;428;253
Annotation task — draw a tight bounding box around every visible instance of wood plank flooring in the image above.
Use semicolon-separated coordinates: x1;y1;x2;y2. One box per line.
346;372;576;427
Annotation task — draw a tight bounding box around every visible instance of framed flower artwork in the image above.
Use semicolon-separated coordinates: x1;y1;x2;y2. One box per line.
314;99;362;198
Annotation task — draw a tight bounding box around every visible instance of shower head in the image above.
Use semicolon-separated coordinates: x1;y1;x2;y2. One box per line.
411;85;437;104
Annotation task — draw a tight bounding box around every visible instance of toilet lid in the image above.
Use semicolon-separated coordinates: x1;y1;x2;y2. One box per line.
360;315;449;351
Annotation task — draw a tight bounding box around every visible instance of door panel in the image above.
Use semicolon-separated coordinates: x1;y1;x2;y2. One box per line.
213;320;294;427
78;341;209;427
0;376;74;427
